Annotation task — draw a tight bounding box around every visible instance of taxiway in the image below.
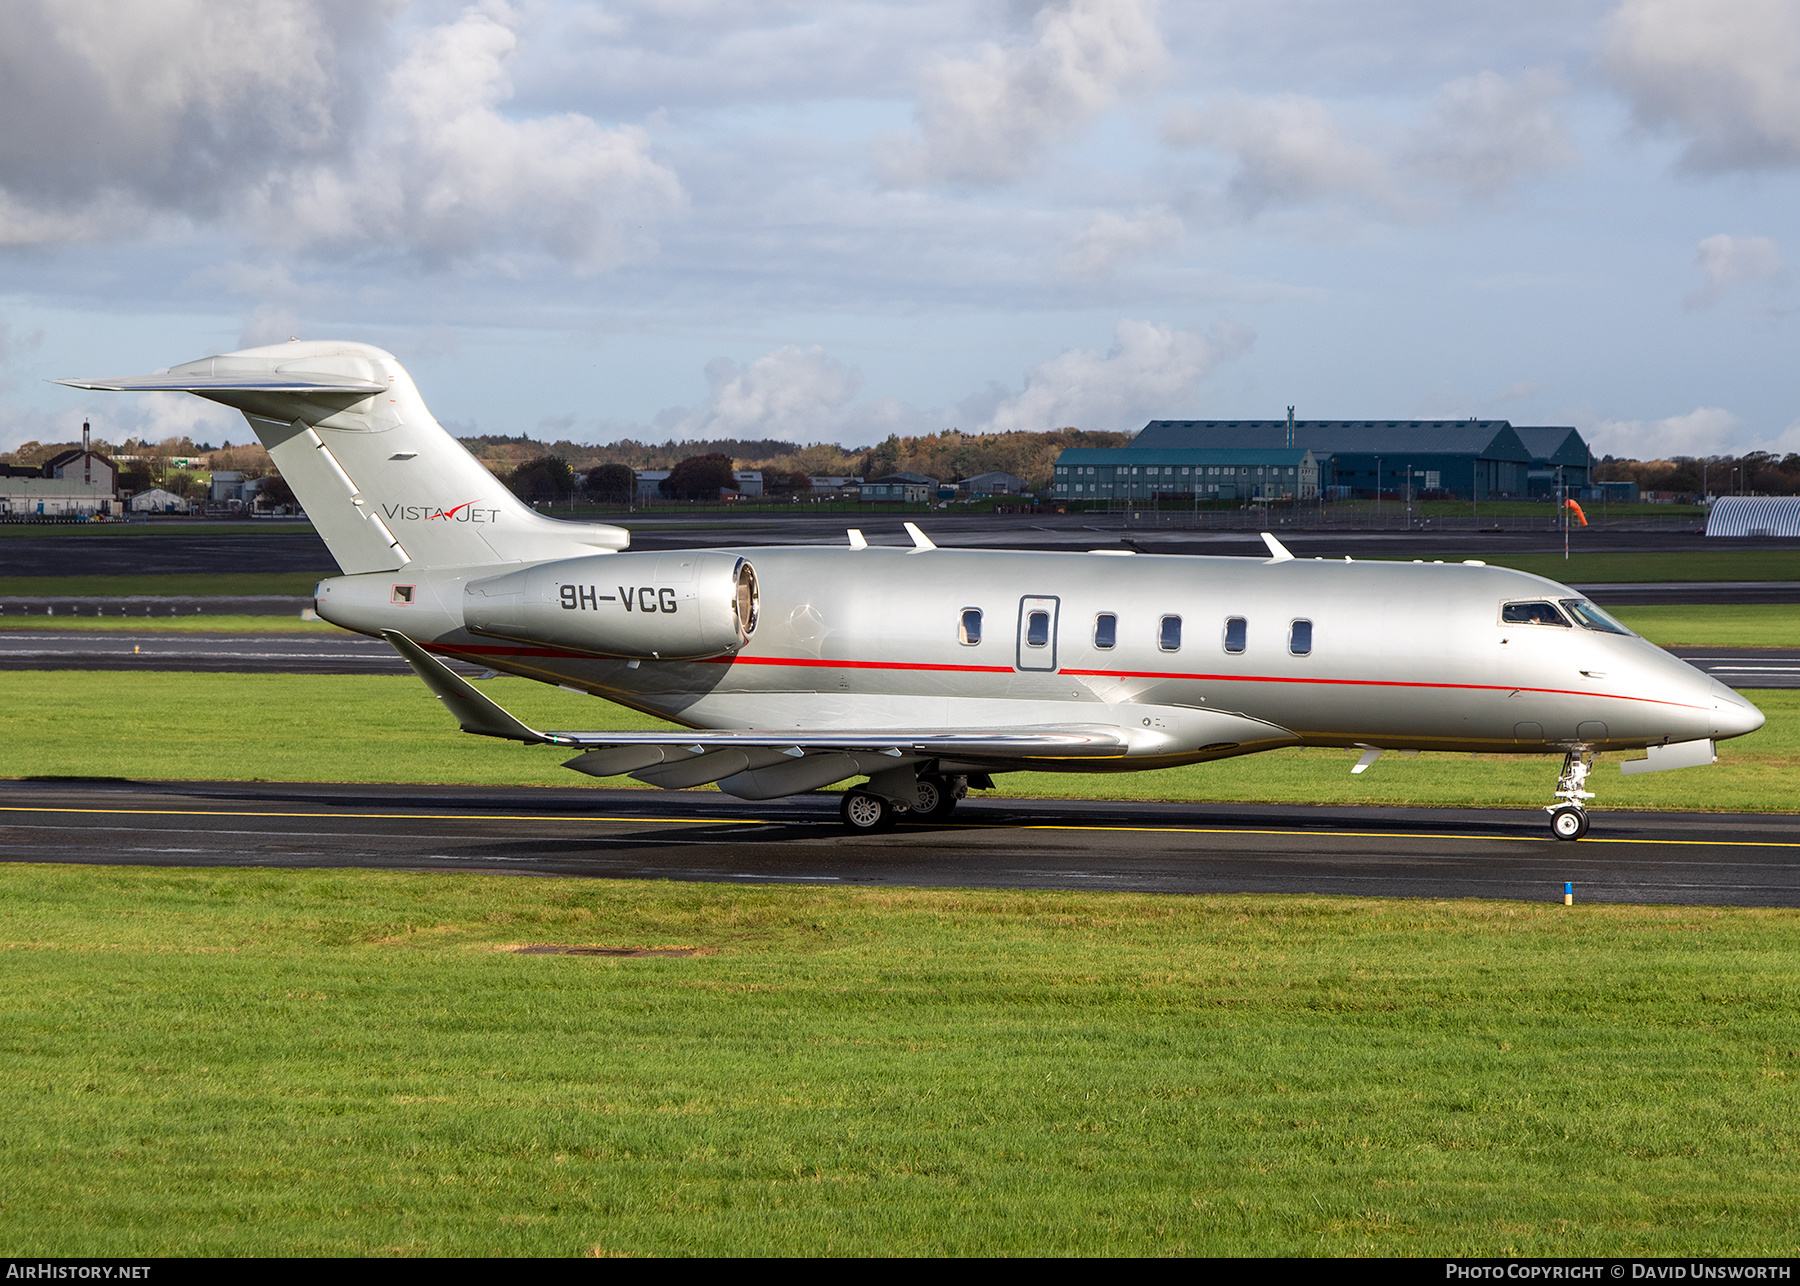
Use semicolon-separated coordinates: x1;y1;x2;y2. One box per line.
4;779;1798;907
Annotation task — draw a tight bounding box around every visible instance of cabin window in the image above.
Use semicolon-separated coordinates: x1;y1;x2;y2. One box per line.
1026;610;1050;647
1501;601;1569;627
1159;615;1182;651
1290;619;1312;656
1224;616;1247;653
1560;599;1634;636
1094;613;1117;649
958;608;983;645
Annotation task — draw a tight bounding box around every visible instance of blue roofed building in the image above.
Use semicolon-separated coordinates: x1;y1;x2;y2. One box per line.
1512;426;1594;498
1120;419;1578;499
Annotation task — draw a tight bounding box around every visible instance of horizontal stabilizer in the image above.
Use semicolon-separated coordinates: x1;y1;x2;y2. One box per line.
56;374;385;394
383;631;551;744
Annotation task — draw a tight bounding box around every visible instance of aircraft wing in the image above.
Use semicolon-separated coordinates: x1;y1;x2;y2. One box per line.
383;630;1129;758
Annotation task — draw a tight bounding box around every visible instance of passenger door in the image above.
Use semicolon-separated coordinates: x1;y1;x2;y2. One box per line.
1016;596;1060;671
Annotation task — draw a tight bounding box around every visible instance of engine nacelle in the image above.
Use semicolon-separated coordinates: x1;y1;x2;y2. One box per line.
464;552;758;660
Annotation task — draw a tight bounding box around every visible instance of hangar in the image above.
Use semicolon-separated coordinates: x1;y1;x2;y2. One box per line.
1122;419;1590;500
1706;496;1800;537
1052;448;1318;501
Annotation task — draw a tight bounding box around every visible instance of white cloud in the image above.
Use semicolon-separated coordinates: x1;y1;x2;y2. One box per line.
1165;68;1576;219
1057;206;1184;279
582;319;1249;444
252;3;684;269
678;345;864;440
1683;233;1787;309
1404;69;1577;199
1162;94;1397;216
0;0;384;245
979;319;1253;434
879;0;1164;187
1605;0;1800;172
1588;406;1741;457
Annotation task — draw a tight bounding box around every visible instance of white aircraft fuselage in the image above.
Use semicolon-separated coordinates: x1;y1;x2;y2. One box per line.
61;339;1763;837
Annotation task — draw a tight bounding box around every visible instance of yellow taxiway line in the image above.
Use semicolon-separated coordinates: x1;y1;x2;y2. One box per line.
5;804;1800;850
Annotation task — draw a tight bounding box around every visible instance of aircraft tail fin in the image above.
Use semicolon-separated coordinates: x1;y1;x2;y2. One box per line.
60;340;629;574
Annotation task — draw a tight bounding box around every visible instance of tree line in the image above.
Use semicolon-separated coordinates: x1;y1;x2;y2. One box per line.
1595;452;1800;496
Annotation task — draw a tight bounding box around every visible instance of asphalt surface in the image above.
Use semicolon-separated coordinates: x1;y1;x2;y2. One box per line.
4;779;1797;906
5;517;1796;603
0;630;488;674
3;629;1794;688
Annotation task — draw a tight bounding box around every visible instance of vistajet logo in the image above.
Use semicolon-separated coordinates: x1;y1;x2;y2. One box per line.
381;502;501;524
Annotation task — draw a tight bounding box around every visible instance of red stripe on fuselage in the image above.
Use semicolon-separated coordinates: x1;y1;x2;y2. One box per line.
421;644;1703;712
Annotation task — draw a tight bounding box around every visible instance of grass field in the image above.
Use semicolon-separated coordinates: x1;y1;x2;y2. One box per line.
1420;550;1800;584
3;865;1798;1255
0;613;335;632
0;521;318;539
2;671;1793;812
1610;604;1800;647
0;572;328;597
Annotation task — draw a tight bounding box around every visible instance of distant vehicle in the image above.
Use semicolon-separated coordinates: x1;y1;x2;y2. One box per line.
63;341;1764;838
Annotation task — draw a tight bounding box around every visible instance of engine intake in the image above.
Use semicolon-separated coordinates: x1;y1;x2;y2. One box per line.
465;552;757;660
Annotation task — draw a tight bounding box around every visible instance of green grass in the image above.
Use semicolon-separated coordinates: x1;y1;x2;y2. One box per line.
0;521;317;538
0;572;328;597
1403;550;1800;584
0;613;336;633
3;866;1799;1255
1611;604;1800;647
1;671;1793;812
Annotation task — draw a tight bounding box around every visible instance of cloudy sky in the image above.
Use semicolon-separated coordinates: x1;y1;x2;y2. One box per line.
2;0;1797;459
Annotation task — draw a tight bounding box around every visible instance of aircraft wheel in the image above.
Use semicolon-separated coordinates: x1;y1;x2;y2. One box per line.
840;790;897;834
912;774;959;821
1550;805;1589;841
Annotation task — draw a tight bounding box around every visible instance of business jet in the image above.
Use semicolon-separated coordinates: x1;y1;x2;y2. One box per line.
62;340;1764;839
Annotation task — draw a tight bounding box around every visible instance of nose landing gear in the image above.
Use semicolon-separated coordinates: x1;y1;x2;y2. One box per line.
1546;751;1594;840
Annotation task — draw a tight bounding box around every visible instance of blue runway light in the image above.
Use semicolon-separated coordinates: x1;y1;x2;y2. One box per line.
1564;881;1574;906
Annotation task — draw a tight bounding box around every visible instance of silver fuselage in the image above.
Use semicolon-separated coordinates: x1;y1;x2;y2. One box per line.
318;545;1761;772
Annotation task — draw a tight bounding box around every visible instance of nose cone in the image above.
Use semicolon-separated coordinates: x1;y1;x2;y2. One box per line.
1710;681;1766;740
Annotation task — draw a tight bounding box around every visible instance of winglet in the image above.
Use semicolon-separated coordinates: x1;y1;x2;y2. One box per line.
1261;532;1295;562
903;522;937;551
847;528;867;549
381;630;557;744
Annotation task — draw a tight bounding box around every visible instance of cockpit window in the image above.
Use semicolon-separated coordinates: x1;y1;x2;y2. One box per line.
1501;600;1570;627
1560;599;1634;636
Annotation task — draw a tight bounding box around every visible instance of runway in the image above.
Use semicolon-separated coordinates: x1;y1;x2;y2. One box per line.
2;629;1794;686
3;779;1798;907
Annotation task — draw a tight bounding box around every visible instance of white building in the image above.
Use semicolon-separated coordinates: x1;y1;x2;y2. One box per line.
128;487;187;513
0;441;118;517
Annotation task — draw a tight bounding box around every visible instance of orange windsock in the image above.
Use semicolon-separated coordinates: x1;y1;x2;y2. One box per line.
1565;499;1588;527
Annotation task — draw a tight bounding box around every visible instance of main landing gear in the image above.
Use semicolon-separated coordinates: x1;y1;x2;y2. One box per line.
1546;751;1594;841
839;773;967;833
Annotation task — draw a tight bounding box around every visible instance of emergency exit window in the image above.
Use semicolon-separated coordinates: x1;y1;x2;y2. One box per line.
1224;616;1247;653
958;608;982;645
1026;611;1050;647
1093;613;1117;649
